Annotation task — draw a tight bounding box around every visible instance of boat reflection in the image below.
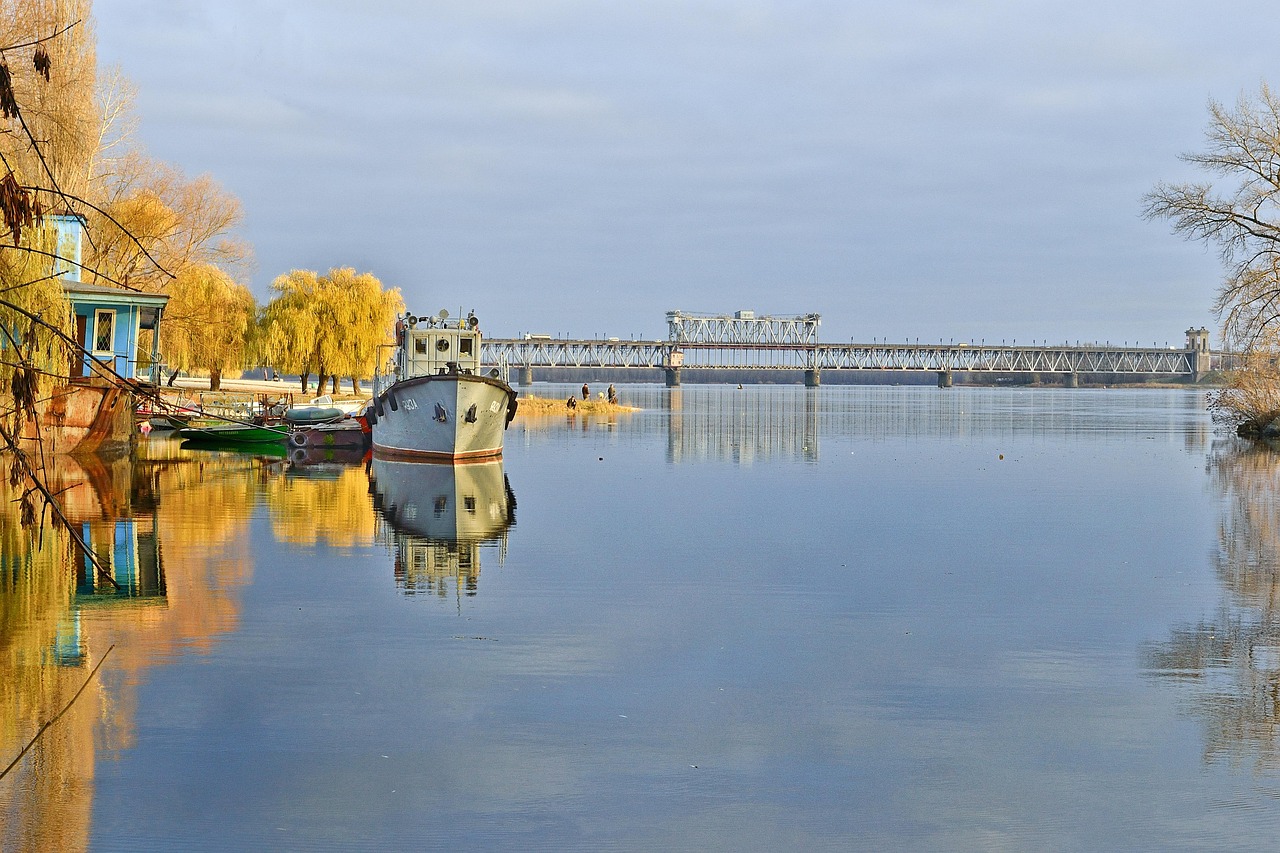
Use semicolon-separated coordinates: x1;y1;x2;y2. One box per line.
369;460;516;599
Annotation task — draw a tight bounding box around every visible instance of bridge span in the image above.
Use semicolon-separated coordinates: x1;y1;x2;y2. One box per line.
476;311;1220;387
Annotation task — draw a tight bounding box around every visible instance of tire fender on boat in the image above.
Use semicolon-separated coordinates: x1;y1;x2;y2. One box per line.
290;430;310;448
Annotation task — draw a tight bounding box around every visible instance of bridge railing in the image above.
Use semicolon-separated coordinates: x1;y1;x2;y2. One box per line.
483;339;1205;374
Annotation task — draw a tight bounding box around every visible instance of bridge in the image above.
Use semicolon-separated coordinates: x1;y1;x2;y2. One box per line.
479;311;1220;387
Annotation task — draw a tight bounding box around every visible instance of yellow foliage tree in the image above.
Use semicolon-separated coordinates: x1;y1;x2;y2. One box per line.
0;3;89;434
258;269;322;392
0;224;73;436
323;267;403;395
258;268;402;395
0;0;99;204
160;264;256;391
86;155;250;292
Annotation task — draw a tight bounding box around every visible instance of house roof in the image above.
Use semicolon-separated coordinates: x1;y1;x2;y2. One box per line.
61;281;170;308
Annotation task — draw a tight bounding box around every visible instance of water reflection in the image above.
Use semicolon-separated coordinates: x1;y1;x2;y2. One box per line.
0;443;269;853
1143;439;1280;770
513;385;1212;464
273;454;377;549
370;460;516;600
664;386;820;464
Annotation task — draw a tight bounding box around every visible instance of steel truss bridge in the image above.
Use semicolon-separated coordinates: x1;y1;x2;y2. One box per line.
479;311;1219;385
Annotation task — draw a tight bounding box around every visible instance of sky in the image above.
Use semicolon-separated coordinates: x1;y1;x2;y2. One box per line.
90;1;1280;346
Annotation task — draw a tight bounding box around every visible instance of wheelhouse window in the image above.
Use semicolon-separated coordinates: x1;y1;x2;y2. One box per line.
93;310;115;354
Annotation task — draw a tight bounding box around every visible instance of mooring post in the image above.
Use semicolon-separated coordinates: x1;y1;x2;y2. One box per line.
937;369;953;388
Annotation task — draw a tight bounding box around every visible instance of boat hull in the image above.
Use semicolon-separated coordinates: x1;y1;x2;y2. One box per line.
370;374;514;463
175;424;288;446
21;378;136;456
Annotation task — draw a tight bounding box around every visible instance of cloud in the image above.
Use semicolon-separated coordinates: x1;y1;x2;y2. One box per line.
93;0;1278;342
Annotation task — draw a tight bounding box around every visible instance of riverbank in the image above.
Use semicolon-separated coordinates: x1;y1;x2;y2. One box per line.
152;381;638;420
517;395;639;416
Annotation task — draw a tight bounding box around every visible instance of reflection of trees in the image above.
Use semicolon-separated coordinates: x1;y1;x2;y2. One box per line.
1143;440;1280;770
0;444;267;852
0;467;93;853
266;464;377;549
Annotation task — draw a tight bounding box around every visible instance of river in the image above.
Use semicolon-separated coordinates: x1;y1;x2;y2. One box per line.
2;384;1278;851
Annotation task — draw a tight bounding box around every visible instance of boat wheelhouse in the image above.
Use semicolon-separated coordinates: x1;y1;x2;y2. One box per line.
368;311;517;463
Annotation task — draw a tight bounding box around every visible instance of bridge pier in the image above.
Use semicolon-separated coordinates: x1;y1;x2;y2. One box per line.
519;365;534;386
804;369;820;388
1064;372;1078;388
664;367;682;387
937;370;953;388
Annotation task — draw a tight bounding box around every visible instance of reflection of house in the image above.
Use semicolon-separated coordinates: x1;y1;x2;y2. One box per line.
74;519;165;603
22;214;169;454
52;516;166;668
43;454;165;667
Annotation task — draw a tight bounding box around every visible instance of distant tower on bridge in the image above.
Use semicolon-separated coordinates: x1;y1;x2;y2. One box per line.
1185;327;1211;380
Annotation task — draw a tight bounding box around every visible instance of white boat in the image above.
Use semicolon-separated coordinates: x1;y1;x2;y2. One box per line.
368;311;517;462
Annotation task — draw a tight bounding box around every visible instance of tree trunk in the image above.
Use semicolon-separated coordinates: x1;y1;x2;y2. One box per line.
300;370;310;394
330;375;339;395
350;376;362;395
210;368;222;391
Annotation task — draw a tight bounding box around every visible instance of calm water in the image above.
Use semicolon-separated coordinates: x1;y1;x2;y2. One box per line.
4;385;1280;851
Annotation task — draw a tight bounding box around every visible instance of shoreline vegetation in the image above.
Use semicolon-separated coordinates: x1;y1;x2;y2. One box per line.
148;382;641;420
516;395;640;416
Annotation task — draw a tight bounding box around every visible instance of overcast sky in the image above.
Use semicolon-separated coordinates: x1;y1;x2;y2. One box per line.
91;1;1279;345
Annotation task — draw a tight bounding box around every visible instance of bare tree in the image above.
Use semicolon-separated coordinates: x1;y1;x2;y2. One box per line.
1145;83;1280;349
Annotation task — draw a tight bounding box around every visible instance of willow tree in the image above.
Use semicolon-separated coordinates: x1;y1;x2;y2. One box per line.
0;0;99;203
0;226;74;437
0;3;91;441
258;269;323;393
258;267;401;395
323;267;402;395
161;264;256;391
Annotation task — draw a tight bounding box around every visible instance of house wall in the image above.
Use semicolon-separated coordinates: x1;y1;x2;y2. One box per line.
75;303;140;380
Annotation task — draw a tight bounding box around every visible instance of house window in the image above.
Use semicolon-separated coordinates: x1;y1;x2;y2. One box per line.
93;310;115;354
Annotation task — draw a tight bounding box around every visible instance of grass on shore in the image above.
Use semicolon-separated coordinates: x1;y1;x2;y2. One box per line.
516;395;639;416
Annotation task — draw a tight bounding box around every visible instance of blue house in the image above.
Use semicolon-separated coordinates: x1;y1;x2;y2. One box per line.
50;213;169;384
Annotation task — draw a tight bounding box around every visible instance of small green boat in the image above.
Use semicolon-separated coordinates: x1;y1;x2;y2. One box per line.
176;423;288;447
